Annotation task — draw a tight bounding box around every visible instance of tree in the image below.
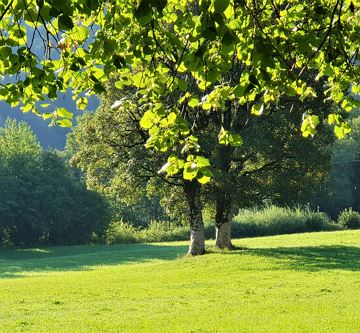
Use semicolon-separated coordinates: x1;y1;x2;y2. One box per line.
1;0;359;253
67;87;202;253
69;81;333;251
0;119;109;247
311;110;360;216
201;78;333;248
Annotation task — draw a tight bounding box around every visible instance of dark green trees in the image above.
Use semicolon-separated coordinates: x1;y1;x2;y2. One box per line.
312;111;360;216
0;119;109;247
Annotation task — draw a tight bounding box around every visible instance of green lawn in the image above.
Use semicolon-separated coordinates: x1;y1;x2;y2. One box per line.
1;230;360;332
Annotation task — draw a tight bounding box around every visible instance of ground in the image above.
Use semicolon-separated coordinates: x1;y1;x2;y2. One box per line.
1;230;360;332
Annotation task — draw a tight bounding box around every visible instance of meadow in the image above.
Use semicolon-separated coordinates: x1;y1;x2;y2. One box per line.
1;230;360;332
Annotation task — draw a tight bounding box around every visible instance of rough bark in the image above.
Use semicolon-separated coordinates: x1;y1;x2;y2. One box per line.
215;193;233;249
184;180;205;255
214;140;234;249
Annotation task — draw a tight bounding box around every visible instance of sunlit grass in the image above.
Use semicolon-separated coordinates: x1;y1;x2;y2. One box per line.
1;230;360;332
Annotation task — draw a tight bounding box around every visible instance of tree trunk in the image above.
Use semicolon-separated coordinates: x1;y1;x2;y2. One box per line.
184;180;205;255
215;193;233;249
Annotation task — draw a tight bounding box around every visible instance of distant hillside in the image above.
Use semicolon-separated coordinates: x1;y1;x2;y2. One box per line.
0;94;99;149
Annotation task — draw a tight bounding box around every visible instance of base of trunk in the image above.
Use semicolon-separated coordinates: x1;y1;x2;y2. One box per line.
188;223;205;255
184;180;205;256
215;221;233;250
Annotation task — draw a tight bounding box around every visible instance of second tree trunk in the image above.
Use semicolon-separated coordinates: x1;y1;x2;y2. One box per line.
184;180;205;255
215;193;233;249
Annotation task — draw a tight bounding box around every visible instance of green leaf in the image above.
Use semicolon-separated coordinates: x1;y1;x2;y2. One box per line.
341;99;353;112
93;82;106;93
233;84;247;97
202;102;212;110
352;85;360;94
103;39;117;55
113;55;126;69
56;107;73;119
178;79;187;91
8;26;27;44
334;123;351;139
251;104;264;116
197;174;211;184
188;97;199;108
57;119;73;127
51;0;73;15
21;104;33;113
42;113;53;120
167;112;177;125
218;127;229;145
150;0;167;13
183;161;198;180
214;0;230;13
0;46;11;58
196;156;210;168
76;97;88;110
69;26;89;42
140;110;155;129
159;154;184;176
58;14;74;30
196;166;213;184
301;114;320;138
221;31;235;46
229;133;243;147
134;1;152;26
328;113;341;125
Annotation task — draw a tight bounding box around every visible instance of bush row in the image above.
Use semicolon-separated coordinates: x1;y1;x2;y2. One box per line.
105;220;189;244
105;206;360;245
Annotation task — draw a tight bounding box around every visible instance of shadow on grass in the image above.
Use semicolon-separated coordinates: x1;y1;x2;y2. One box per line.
226;245;360;271
0;243;188;279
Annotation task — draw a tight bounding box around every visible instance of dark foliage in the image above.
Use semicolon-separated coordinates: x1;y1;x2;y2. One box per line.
0;119;109;247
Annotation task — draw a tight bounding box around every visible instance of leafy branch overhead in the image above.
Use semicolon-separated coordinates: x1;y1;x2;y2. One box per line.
0;0;359;183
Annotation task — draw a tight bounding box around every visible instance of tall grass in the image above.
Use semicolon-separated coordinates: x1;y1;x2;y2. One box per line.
105;220;189;244
105;206;340;245
338;208;360;229
229;205;340;239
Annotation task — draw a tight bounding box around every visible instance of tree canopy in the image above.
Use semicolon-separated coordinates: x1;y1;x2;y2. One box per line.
0;0;359;184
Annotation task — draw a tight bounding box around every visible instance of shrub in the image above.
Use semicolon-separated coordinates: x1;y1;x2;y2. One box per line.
338;209;360;229
105;221;138;244
138;220;189;243
230;206;340;238
105;220;189;244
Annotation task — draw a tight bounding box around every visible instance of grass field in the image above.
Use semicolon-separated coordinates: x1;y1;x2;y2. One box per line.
1;230;360;332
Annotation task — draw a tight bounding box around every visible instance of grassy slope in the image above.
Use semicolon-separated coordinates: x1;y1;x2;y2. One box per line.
1;230;360;332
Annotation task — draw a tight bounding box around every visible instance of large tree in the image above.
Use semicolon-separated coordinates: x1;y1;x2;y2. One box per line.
69;82;332;252
0;0;359;253
67;87;202;253
202;77;334;248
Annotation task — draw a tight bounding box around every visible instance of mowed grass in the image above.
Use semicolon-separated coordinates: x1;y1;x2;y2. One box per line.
1;231;360;332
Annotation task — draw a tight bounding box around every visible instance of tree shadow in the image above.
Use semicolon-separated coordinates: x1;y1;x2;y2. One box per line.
235;245;360;271
0;243;188;279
